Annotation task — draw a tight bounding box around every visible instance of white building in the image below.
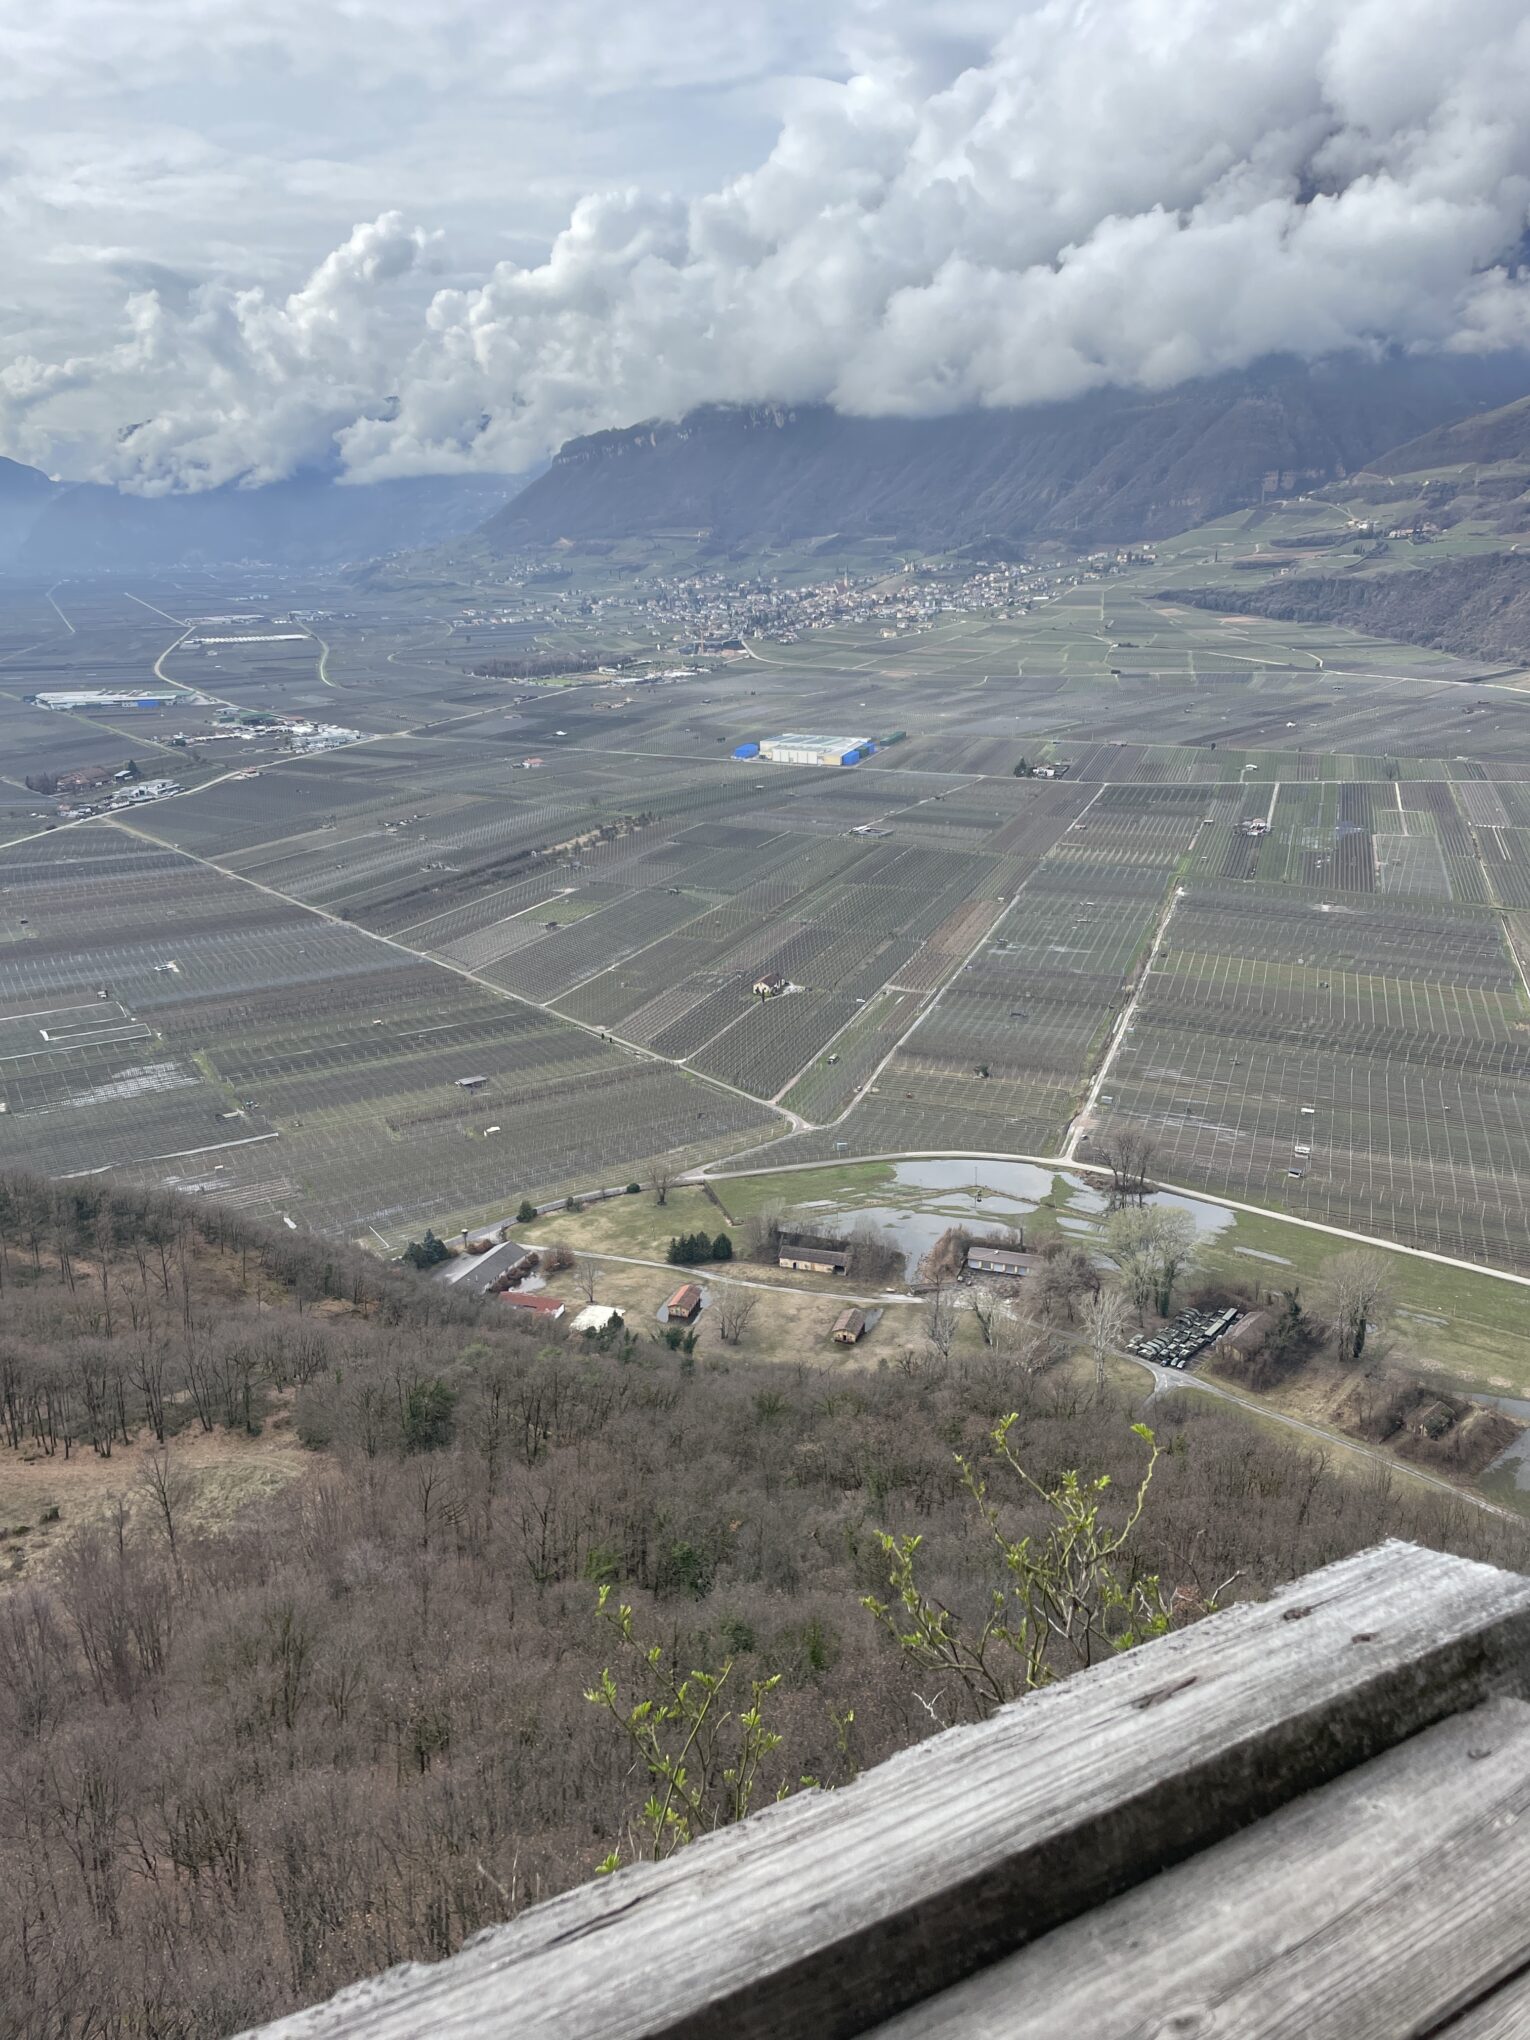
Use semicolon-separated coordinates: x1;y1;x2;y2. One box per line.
759;732;873;767
286;723;361;753
32;691;195;711
569;1304;625;1334
110;779;180;806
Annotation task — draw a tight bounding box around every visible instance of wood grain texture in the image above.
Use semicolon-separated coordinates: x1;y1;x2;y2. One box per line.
1434;1969;1530;2039
875;1696;1530;2040
237;1542;1530;2040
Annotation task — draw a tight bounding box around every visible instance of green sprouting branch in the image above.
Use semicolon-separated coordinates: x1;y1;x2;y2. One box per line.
584;1586;785;1868
863;1421;1195;1719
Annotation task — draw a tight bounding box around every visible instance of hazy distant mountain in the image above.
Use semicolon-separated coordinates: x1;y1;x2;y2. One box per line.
481;355;1530;556
0;455;57;560
0;464;527;572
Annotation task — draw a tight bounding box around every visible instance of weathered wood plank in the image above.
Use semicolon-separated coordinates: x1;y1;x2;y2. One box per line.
1434;1969;1530;2039
874;1696;1530;2040
241;1542;1530;2040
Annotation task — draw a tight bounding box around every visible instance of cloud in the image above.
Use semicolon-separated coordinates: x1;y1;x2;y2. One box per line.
0;213;435;491
11;0;1530;488
0;0;849;103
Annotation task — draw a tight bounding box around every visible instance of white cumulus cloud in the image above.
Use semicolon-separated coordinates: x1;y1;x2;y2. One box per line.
7;0;1530;489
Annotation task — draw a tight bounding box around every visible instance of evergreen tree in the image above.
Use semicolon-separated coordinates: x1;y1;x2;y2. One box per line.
401;1379;456;1452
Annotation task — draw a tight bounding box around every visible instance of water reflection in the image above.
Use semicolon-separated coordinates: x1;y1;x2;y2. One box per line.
770;1156;1237;1281
1478;1396;1530;1492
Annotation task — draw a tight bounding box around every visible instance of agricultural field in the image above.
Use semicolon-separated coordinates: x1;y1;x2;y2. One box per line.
0;828;772;1248
1084;883;1530;1268
5;542;1530;1291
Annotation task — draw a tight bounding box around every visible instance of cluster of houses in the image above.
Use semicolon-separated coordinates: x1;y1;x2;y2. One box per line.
57;775;183;819
477;1220;1034;1356
501;1279;872;1346
779;1235;1031;1282
459;544;1152;670
496;1284;705;1328
498;1295;627;1333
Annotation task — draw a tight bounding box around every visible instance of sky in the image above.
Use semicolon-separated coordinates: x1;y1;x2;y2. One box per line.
4;0;1530;493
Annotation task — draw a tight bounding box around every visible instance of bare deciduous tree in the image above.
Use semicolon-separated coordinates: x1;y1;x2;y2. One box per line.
1096;1129;1158;1201
714;1286;759;1346
651;1165;673;1208
926;1278;959;1362
1081;1283;1133;1398
1031;1246;1098;1324
966;1287;1001;1347
740;1202;784;1264
1323;1248;1394;1365
989;1300;1057;1379
572;1256;600;1304
1104;1206;1197;1321
0;1161;1523;2038
138;1447;194;1574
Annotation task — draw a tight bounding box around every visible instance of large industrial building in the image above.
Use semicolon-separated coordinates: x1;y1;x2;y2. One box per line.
29;690;196;711
743;732;877;767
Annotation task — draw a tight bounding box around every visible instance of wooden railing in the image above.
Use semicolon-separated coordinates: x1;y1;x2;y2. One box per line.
240;1540;1530;2040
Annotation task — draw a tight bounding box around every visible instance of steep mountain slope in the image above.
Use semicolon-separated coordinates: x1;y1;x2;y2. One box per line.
1161;551;1530;665
1163;391;1530;663
481;355;1530;555
1366;393;1530;477
0;465;525;571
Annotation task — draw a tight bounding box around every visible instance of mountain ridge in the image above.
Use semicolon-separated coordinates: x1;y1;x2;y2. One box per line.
478;354;1530;556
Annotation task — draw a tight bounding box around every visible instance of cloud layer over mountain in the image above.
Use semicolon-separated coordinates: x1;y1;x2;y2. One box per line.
6;0;1530;491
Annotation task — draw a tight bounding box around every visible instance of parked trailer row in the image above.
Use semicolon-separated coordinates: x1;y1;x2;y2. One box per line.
1128;1307;1241;1371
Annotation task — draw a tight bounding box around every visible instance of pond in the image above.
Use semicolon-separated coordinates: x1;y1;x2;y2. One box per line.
772;1156;1237;1281
1477;1395;1530;1495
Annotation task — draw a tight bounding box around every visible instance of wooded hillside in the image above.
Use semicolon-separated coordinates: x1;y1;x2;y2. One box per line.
0;1171;1522;2037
